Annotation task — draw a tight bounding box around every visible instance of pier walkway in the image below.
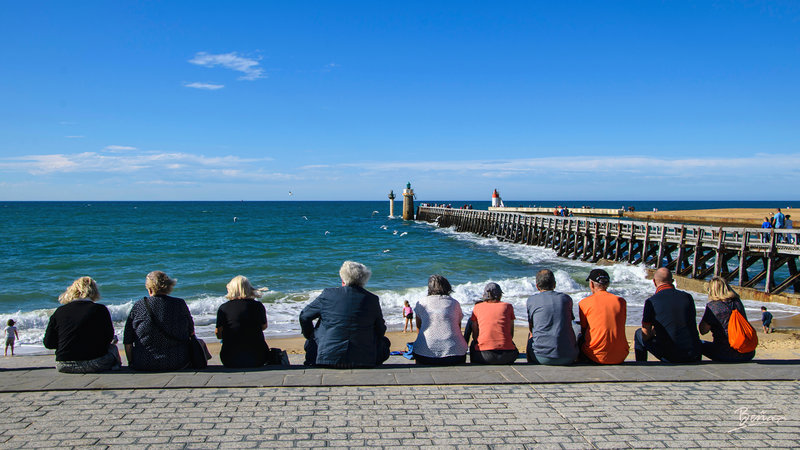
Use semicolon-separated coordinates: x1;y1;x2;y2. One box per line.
1;355;799;448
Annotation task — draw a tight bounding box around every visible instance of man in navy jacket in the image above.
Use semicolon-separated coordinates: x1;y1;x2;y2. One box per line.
635;268;702;363
300;261;391;368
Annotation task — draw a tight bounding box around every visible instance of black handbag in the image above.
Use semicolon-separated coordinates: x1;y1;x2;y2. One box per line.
143;297;208;369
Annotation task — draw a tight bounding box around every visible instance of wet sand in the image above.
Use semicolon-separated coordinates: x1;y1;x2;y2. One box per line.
211;316;800;361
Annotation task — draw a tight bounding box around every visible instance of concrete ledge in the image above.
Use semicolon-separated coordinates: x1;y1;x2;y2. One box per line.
1;355;798;392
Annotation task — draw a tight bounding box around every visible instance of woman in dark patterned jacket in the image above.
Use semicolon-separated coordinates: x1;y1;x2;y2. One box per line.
124;271;196;371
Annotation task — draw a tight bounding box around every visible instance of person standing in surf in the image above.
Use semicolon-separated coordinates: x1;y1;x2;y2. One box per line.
5;319;18;356
402;300;414;332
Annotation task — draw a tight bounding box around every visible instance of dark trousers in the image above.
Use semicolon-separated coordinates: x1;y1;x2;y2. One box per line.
470;348;518;365
634;328;662;362
525;338;575;365
412;353;466;365
634;329;700;363
304;336;391;368
701;341;755;363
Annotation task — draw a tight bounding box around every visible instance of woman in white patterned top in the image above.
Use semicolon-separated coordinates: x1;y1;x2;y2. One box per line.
412;275;468;365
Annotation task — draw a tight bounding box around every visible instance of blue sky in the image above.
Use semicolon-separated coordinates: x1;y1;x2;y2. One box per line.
1;1;798;201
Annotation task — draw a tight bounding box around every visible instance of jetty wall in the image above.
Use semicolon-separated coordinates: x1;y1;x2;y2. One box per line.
417;206;800;304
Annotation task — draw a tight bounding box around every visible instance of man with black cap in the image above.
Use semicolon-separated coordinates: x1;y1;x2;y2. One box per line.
578;269;629;364
635;268;701;363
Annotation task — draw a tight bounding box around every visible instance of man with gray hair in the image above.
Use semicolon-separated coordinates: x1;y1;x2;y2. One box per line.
526;269;578;365
299;261;391;368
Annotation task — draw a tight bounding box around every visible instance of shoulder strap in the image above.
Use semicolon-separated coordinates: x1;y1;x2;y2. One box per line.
143;297;185;342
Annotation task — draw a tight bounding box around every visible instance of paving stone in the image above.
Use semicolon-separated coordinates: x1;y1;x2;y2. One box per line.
1;381;799;447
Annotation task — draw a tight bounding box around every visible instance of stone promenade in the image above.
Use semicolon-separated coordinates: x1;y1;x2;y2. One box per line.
1;356;799;448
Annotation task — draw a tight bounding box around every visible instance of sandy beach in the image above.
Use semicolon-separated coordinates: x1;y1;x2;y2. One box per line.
625;207;795;227
198;320;800;363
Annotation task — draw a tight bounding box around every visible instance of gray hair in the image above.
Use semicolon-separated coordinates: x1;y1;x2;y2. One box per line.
339;261;371;287
145;271;176;295
535;269;556;291
427;274;453;296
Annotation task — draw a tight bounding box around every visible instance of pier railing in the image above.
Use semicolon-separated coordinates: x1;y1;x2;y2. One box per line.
417;206;800;295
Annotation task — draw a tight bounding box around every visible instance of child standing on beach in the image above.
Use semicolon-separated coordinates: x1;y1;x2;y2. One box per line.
402;300;414;332
761;307;773;334
4;319;18;356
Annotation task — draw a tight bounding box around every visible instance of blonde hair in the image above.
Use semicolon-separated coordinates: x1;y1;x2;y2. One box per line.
706;276;738;302
226;275;261;300
145;271;175;295
339;261;371;287
58;276;100;304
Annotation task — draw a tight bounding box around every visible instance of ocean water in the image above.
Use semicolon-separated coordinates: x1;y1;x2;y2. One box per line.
2;200;799;353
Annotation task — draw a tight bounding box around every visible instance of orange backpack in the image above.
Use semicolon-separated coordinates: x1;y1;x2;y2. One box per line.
728;307;758;353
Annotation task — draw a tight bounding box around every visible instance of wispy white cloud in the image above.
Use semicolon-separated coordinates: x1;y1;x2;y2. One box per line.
4;150;797;200
65;135;85;139
300;164;331;170
135;180;198;186
188;52;264;81
336;154;800;177
184;82;225;90
104;145;137;152
0;150;272;177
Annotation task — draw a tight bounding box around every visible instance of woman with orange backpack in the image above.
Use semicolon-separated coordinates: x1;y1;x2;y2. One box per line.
698;277;756;362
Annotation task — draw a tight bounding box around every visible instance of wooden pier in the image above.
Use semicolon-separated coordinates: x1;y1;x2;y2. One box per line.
489;206;623;217
417;206;800;297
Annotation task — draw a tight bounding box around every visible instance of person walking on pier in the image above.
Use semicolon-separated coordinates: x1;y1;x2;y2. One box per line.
774;208;786;229
785;215;795;243
762;216;772;243
578;269;628;365
634;268;702;363
526;269;578;365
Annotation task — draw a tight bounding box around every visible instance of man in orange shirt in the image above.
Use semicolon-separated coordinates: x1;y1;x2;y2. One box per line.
578;269;629;364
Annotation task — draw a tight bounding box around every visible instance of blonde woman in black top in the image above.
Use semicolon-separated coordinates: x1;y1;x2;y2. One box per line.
216;275;270;368
43;277;120;373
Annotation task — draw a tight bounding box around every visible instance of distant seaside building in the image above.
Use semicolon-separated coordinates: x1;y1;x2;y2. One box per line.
491;189;504;207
